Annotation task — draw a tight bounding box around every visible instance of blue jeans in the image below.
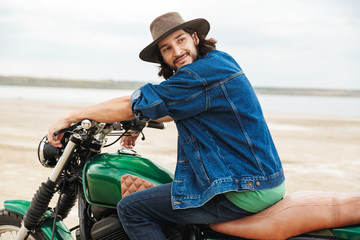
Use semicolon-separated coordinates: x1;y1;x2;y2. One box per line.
117;183;253;240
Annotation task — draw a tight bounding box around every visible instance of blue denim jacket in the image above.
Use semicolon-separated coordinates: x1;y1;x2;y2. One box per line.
131;50;284;209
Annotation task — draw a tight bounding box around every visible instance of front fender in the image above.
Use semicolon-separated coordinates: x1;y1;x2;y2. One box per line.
4;200;74;240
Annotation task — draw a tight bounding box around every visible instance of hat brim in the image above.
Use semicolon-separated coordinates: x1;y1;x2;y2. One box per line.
139;18;210;63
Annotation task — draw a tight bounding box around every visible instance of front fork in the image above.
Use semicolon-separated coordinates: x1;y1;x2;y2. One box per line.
15;134;81;240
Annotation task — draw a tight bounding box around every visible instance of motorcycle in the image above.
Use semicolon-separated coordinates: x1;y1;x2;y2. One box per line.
1;118;359;240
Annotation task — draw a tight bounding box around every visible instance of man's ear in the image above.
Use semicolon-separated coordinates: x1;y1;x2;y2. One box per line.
192;32;200;45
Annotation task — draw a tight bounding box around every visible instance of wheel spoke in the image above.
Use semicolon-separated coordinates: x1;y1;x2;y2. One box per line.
0;227;16;239
0;226;35;240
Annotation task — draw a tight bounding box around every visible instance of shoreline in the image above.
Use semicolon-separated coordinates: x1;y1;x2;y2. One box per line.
2;77;360;97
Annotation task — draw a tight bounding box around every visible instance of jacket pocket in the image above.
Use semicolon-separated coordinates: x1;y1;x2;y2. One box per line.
181;139;210;188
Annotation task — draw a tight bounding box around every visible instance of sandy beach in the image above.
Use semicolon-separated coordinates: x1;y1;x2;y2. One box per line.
0;98;359;232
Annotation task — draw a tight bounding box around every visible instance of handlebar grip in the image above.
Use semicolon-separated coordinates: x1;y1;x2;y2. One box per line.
146;121;165;129
53;122;80;136
120;119;165;131
53;128;67;137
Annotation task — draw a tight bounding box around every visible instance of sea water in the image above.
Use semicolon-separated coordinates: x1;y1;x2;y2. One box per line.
0;85;359;117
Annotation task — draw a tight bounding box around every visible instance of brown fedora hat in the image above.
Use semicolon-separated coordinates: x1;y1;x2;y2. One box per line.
139;12;210;63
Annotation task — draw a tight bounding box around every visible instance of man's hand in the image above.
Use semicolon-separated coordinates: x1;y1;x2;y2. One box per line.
120;131;140;149
48;115;72;148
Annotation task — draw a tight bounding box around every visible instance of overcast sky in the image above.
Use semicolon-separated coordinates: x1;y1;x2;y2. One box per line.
1;0;359;89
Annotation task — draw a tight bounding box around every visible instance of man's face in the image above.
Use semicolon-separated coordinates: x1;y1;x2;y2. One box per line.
158;29;199;70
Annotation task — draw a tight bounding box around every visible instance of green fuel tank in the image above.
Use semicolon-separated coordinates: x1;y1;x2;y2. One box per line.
82;152;174;208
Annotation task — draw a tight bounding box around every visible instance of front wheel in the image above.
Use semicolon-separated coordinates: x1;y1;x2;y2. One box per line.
0;209;46;240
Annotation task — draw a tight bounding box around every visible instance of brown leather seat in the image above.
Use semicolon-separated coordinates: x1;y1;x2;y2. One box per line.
210;191;360;240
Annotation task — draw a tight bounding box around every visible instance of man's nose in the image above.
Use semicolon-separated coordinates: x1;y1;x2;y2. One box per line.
173;45;182;56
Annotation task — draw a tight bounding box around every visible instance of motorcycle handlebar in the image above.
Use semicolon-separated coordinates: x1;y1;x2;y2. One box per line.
146;121;165;129
119;118;165;132
53;119;165;136
53;122;81;137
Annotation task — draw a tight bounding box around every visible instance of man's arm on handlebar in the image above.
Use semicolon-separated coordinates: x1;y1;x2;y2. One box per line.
49;96;134;147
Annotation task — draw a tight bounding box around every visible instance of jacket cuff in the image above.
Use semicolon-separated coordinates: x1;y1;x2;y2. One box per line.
130;88;141;112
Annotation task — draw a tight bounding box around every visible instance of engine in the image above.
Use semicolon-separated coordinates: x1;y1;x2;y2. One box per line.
90;215;130;240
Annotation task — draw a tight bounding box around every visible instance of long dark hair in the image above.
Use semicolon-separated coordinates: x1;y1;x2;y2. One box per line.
157;28;217;80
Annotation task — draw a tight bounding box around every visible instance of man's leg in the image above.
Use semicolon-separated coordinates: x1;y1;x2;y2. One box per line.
117;183;253;240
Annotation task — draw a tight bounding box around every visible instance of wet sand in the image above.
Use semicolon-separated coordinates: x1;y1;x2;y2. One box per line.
0;98;359;232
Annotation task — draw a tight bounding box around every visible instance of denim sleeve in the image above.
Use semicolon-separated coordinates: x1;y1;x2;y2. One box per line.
130;88;141;108
129;88;148;119
132;68;208;120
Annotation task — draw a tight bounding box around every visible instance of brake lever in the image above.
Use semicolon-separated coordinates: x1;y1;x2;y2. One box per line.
53;122;81;137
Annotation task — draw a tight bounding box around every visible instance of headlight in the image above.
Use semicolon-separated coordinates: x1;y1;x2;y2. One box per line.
37;135;61;168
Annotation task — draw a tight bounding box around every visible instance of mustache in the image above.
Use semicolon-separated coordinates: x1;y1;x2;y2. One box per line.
173;53;189;65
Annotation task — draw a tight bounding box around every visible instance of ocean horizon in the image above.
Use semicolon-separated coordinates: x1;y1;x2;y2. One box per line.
1;85;359;117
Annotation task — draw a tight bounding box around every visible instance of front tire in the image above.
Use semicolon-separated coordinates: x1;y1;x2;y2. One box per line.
0;209;46;240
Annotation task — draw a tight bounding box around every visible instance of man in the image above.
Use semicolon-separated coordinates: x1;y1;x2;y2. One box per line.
49;12;285;240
